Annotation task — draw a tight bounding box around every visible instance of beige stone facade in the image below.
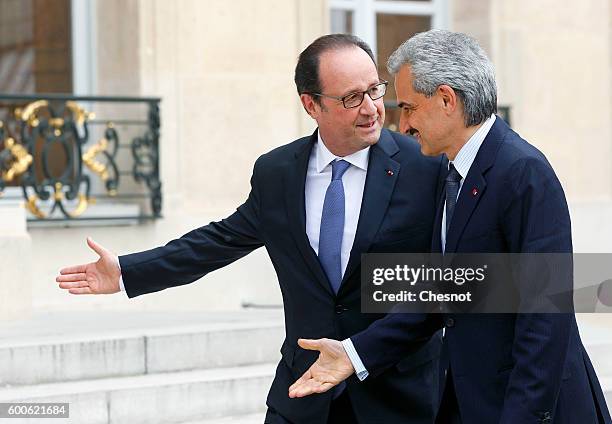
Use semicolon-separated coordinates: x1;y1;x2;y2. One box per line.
453;0;612;251
19;0;328;315
3;0;610;317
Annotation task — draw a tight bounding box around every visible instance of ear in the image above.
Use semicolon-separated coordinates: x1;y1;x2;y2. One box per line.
300;94;320;119
437;85;458;113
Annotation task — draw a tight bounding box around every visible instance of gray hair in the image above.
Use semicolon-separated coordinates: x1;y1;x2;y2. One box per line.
387;29;497;127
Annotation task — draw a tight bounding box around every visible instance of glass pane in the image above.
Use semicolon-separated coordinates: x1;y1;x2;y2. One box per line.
331;9;354;34
376;13;430;130
0;0;72;94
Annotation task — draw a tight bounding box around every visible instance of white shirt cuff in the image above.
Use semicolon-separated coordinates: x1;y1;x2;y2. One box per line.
342;338;369;381
115;256;126;293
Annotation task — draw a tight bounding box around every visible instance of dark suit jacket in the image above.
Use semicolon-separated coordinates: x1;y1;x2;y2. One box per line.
352;117;611;423
119;129;444;424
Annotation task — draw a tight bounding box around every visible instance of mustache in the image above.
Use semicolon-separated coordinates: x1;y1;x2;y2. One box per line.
357;116;379;125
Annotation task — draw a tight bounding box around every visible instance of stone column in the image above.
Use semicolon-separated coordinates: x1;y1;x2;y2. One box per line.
0;199;32;320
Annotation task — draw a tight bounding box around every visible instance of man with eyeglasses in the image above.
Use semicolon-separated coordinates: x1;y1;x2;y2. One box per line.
57;34;443;423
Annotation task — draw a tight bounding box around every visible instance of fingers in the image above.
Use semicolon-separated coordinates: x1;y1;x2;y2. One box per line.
58;281;89;290
68;287;94;295
288;369;312;394
288;365;337;398
288;369;312;398
298;338;324;352
289;378;334;398
56;273;86;282
58;264;87;275
86;237;107;257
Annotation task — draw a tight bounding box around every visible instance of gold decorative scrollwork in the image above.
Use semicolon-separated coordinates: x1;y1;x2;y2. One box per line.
1;137;33;182
15;99;94;129
83;137;110;181
15;100;48;127
24;182;90;219
66;101;95;125
66;193;89;218
53;182;89;218
13;99;97;218
82;131;118;196
25;194;47;219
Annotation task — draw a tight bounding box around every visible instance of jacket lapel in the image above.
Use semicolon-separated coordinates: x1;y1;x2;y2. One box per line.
431;157;448;253
443;117;507;253
339;130;400;293
284;130;334;295
431;190;445;253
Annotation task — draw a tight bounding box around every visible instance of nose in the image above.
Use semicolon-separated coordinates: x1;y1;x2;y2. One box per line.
359;93;377;115
399;114;411;135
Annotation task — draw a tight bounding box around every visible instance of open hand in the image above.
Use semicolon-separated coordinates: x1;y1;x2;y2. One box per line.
288;338;355;398
56;237;121;295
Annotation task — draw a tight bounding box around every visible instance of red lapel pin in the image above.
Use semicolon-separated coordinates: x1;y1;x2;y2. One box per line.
472;187;479;196
386;169;394;176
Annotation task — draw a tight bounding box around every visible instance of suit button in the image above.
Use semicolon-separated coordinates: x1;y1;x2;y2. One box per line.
539;411;551;423
445;318;455;328
335;304;346;314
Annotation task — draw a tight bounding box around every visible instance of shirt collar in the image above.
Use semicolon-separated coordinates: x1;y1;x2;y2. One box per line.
316;131;370;173
449;114;496;179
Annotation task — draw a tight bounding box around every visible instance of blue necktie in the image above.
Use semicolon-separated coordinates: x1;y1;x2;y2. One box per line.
318;159;351;294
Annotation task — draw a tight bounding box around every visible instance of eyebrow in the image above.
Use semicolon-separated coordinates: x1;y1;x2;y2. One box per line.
397;101;415;109
340;81;383;97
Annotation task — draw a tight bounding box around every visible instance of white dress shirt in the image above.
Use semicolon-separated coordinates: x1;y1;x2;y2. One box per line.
305;132;369;274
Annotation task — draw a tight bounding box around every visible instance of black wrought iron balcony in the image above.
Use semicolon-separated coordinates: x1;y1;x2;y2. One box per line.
0;94;161;223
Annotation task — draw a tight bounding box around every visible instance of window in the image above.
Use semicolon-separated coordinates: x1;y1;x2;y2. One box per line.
0;0;73;94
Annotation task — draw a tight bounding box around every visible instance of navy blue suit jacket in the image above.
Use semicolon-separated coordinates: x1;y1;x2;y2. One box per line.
351;117;611;423
119;129;444;424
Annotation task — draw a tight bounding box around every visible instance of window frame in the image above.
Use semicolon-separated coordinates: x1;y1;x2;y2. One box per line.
71;0;97;95
329;0;450;57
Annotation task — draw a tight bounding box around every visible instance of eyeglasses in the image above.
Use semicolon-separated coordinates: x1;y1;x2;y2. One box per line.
307;81;388;109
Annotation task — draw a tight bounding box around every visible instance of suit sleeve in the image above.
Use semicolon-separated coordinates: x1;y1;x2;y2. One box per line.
119;159;264;298
349;156;446;378
350;312;443;378
498;156;573;423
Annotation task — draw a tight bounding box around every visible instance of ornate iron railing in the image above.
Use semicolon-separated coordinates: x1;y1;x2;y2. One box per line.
0;94;161;222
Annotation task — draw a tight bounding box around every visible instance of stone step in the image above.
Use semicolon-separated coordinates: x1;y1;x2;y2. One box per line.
578;316;612;379
585;342;612;379
0;363;275;424
179;412;266;423
578;316;612;414
601;377;612;411
0;311;284;386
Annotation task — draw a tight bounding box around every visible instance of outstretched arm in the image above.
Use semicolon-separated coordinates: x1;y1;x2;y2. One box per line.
57;159;265;298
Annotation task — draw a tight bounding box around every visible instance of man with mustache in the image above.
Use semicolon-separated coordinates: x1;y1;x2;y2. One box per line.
289;30;611;424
